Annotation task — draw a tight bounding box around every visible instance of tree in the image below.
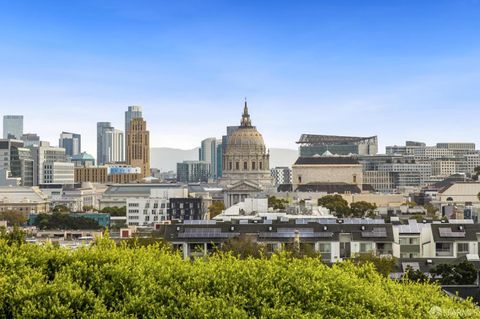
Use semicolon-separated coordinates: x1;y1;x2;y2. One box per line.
0;225;26;245
220;235;265;259
353;253;396;277
318;195;351;217
267;196;289;210
473;166;480;180
431;261;478;285
402;266;431;283
0;210;28;226
100;206;126;216
52;205;69;213
424;203;438;217
350;201;377;218
82;205;96;212
34;213;102;230
208;201;225;219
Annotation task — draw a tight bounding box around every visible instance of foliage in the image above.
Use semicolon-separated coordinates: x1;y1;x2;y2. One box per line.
402;266;431;283
220;235;265;259
318;195;350;217
473;166;480;181
401;201;417;208
267;196;289;210
123;236;171;249
208;201;225;219
100;206;126;216
0;240;478;318
82;205;97;212
424;203;438;217
350;201;377;218
0;210;28;226
0;225;26;246
318;196;378;218
33;213;102;230
353;253;396;277
51;205;69;213
431;261;478;285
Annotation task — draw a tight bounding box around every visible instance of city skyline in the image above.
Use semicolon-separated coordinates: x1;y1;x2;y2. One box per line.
2;1;480;156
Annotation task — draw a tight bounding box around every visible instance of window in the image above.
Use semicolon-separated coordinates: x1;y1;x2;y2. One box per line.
353;175;357;184
236;162;239;170
229;162;232;170
436;243;453;256
259;162;263;170
298;175;302;183
252;161;256;170
244;162;248;170
153;203;158;208
399;237;420;245
457;243;469;254
360;243;373;253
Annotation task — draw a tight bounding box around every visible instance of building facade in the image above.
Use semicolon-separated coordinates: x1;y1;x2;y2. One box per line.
126;118;150;178
59;132;81;158
271;166;292;185
177;161;211;183
297;134;378;157
199;138;222;179
74;165;142;184
3;115;23;139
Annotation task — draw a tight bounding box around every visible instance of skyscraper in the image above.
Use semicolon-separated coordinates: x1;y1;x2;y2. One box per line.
126;117;150;178
97;122;112;165
21;133;40;147
103;128;124;164
199;137;222;180
59;132;81;157
3;115;23;139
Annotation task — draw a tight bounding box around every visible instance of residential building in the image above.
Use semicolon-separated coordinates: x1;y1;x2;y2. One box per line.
2;115;23;139
297;134;378;157
176;161;210;183
271;166;292;185
126;189;205;227
59;132;81;157
126;117;150;178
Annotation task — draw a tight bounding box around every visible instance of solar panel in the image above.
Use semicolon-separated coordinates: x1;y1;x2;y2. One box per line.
438;227;466;238
178;232;240;238
259;232;333;238
361;227;387;238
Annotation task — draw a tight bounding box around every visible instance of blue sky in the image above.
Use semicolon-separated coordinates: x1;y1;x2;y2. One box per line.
1;0;480;156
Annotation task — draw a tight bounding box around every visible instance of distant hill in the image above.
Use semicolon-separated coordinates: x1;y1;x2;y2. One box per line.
269;148;298;168
151;147;199;172
151;147;298;172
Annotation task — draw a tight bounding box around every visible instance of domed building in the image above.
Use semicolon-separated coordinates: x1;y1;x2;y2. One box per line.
220;102;273;206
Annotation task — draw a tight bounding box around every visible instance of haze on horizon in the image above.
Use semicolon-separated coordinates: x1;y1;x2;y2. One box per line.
1;0;480;157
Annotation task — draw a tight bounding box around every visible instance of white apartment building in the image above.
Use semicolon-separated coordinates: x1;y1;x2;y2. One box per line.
127;187;189;226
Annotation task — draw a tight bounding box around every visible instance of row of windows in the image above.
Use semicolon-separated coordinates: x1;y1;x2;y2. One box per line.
228;161;264;171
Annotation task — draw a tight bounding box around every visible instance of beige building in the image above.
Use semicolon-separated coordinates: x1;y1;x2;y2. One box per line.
431;160;457;177
220;102;273;206
127;118;150;178
436;182;480;204
292;156;363;190
75;166;142;184
0;186;49;213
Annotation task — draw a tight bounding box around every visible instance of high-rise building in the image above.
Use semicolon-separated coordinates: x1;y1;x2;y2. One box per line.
126;117;150;178
3;115;23;139
0;139;34;186
177;161;211;183
59;132;81;157
34;142;74;185
103;128;124;164
21;133;40;147
199;138;222;180
97;122;112;166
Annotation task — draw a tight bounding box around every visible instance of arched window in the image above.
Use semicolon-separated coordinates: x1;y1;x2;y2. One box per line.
252;161;256;170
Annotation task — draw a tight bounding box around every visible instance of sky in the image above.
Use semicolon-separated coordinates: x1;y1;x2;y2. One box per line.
1;0;480;157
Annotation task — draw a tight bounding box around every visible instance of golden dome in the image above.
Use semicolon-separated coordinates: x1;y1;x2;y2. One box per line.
227;127;265;147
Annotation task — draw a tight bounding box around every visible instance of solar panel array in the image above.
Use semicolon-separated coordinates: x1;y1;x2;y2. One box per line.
361;227;388;238
178;227;239;238
438;227;466;238
183;220;217;225
343;218;385;225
